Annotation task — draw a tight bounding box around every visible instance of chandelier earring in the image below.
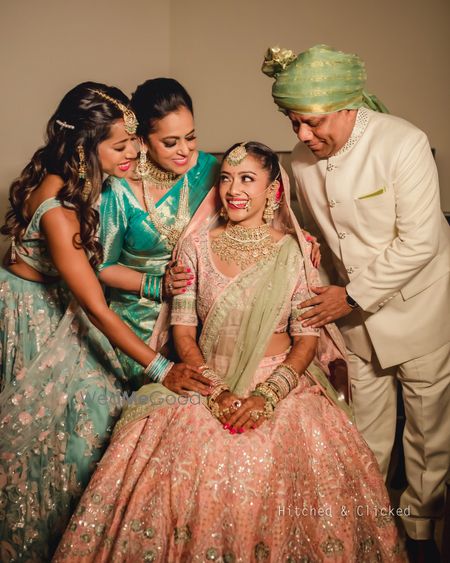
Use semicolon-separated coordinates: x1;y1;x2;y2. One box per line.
263;185;277;223
220;206;228;220
77;144;93;202
136;143;151;179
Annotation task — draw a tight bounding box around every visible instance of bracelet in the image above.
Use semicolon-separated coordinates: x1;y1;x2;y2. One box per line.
140;274;163;303
252;383;280;407
143;353;174;383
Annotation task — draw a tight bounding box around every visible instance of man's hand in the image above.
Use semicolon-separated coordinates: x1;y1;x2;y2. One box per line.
300;285;352;328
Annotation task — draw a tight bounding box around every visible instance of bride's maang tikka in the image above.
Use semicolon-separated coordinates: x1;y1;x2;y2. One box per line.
225;142;248;166
90;89;138;135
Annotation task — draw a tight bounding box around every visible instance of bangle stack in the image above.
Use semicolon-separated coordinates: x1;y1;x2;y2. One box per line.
143;353;174;383
202;366;230;418
140;273;162;302
251;363;299;419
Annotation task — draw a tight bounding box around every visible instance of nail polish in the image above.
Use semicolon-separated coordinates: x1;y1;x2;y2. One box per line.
230;428;237;435
223;423;230;430
237;428;244;434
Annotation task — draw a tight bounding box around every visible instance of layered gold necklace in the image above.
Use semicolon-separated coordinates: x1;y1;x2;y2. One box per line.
142;176;190;248
140;158;182;190
211;222;277;269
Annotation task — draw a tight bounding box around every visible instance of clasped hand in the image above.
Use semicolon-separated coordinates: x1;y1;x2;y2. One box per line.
214;391;267;433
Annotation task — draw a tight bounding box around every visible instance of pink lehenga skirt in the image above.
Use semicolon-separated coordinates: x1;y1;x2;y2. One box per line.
54;353;404;562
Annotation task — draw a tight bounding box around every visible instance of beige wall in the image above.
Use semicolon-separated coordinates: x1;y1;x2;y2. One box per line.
0;0;171;247
1;0;449;240
170;0;450;210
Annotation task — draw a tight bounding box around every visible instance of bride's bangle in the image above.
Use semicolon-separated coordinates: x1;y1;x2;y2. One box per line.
143;353;173;383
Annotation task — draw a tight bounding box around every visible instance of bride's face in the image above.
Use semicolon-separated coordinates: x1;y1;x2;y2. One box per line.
219;155;276;227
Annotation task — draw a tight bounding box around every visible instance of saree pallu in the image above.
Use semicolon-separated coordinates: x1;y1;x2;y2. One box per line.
99;151;219;384
0;268;126;562
54;238;404;562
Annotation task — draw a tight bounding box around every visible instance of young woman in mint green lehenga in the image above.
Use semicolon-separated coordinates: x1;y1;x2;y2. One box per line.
0;83;207;562
98;79;219;384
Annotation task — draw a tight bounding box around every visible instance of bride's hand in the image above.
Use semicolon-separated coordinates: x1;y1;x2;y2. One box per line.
163;363;211;397
213;391;244;427
225;395;267;433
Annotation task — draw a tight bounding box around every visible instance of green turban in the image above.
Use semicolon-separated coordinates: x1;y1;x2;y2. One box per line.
262;44;388;115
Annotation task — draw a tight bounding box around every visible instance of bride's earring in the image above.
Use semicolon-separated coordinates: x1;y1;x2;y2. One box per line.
220;206;228;220
263;186;276;223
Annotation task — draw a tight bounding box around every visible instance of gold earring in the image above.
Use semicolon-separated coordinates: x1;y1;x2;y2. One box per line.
136;143;150;179
220;206;228;220
77;145;93;202
263;186;277;223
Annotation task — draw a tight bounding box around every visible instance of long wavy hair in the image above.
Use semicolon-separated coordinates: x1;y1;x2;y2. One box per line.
1;81;132;268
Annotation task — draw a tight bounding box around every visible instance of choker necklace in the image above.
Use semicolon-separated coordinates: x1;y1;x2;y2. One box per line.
142;176;190;248
211;222;277;269
140;158;182;190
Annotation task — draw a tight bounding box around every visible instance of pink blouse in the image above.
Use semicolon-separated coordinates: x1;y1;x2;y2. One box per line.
171;228;320;338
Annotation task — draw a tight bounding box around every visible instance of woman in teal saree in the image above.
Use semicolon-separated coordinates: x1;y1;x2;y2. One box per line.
98;79;218;383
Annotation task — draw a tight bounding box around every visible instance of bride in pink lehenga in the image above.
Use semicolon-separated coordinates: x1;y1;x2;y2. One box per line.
54;142;405;562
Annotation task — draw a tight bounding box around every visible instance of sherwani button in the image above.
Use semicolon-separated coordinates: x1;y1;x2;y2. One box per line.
338;232;346;239
329;199;337;207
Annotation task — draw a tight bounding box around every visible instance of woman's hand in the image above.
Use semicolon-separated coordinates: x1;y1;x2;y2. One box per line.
162;260;194;299
212;391;243;427
222;395;267;433
163;363;211;397
302;229;321;268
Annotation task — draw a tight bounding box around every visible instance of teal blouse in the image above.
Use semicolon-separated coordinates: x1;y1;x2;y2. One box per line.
99;151;219;382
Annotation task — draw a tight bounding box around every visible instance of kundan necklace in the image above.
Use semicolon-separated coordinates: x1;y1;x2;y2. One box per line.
211;222;277;269
142;176;190;248
141;158;182;190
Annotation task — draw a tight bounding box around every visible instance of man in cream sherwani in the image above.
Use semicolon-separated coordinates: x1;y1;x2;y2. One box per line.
263;45;450;558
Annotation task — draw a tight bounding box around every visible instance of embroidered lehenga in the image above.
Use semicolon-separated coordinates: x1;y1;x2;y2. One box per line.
0;199;127;562
54;170;404;562
98;151;218;383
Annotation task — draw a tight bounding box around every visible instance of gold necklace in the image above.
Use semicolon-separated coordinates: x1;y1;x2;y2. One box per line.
210;222;277;269
140;158;182;190
142;176;190;248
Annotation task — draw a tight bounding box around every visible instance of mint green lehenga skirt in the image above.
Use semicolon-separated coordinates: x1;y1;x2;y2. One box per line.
0;267;127;562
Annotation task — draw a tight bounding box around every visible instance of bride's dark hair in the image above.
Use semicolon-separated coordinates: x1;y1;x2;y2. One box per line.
222;141;281;183
1;81;131;268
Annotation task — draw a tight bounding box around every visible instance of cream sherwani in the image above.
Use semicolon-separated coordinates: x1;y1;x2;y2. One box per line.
292;108;450;540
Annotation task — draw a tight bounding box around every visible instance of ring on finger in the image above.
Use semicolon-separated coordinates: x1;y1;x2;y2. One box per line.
232;399;242;409
250;410;263;422
168;281;174;291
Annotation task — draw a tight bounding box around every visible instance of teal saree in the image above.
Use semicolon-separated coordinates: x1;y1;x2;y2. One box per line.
99;151;218;382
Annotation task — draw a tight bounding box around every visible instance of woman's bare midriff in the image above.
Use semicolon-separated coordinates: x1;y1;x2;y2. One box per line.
3;250;58;284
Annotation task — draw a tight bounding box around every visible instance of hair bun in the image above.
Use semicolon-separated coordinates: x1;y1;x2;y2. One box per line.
261;47;297;78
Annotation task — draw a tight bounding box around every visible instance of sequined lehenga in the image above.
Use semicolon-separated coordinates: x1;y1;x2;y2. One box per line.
0;198;128;562
54;224;404;562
